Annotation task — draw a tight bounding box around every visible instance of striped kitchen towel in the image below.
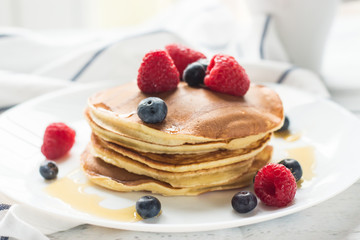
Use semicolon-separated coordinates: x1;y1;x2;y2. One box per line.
0;27;329;113
0;204;50;240
0;203;81;240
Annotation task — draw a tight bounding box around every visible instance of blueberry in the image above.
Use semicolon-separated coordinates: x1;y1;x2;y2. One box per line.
276;115;290;132
137;97;167;124
136;196;161;219
278;158;303;182
231;191;257;214
39;161;58;180
183;59;208;87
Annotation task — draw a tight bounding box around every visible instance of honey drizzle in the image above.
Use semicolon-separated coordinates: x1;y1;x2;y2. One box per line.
285;146;316;181
45;171;142;222
274;130;301;142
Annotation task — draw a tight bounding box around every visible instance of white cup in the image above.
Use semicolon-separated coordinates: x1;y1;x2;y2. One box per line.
246;0;339;72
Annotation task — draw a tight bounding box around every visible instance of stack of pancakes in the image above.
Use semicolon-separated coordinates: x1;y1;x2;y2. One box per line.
81;82;284;196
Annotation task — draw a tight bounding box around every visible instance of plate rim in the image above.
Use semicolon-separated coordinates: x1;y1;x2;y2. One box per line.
1;83;360;232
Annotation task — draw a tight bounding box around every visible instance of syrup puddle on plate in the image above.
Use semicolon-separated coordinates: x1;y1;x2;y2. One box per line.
274;130;316;186
280;146;316;188
284;146;316;181
274;130;301;142
45;170;142;222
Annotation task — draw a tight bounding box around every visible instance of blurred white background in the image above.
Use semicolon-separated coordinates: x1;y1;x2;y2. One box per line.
0;0;178;29
0;0;359;110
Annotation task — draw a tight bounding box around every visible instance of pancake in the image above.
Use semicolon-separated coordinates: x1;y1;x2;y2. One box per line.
81;145;272;196
91;133;272;172
87;81;283;144
92;145;250;188
81;81;283;195
86;109;269;154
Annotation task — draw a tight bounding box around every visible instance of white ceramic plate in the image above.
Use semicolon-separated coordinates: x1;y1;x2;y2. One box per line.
1;83;360;232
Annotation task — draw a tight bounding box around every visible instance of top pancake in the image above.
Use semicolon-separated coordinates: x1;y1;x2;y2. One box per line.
88;81;283;140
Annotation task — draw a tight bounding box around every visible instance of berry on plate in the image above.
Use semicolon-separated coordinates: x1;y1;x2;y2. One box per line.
137;97;168;124
137;50;179;93
165;43;206;78
39;161;59;180
136;195;161;219
276;115;290;132
231;191;258;214
41;122;76;160
183;60;207;87
204;54;250;96
278;158;303;182
254;163;297;207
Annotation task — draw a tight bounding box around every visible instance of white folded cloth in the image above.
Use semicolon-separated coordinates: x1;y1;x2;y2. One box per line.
0;204;82;240
0;1;333;239
0;27;329;112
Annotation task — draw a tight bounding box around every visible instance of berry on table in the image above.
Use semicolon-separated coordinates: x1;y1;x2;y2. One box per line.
41;122;76;160
137;97;168;124
136;195;161;219
204;54;250;96
165;43;206;79
39;161;59;180
278;158;303;182
137;50;179;93
254;163;297;207
231;191;257;214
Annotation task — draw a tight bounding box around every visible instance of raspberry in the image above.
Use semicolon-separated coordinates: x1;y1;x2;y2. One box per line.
254;163;297;207
41;122;76;160
204;54;250;96
165;43;206;78
137;50;179;93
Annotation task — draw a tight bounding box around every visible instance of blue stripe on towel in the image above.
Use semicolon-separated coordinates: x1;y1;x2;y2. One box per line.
70;45;110;82
70;28;165;82
0;105;15;113
277;66;298;84
0;34;12;38
0;204;10;211
0;204;10;240
260;15;271;60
